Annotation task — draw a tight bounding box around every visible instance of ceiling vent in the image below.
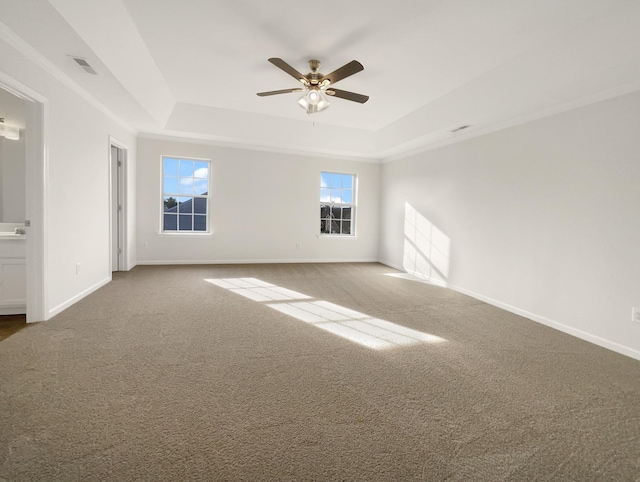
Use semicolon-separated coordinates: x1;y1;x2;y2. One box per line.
450;125;472;133
69;56;97;75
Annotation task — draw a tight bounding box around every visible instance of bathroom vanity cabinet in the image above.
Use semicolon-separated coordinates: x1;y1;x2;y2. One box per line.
0;236;26;315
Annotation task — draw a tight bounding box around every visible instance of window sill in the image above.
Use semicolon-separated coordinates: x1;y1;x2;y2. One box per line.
318;234;358;239
157;231;213;237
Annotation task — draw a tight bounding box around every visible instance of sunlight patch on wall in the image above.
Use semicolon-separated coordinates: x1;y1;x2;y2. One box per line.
205;278;446;350
403;203;450;285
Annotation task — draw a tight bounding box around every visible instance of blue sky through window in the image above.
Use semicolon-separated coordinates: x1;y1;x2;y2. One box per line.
164;158;209;197
320;172;353;204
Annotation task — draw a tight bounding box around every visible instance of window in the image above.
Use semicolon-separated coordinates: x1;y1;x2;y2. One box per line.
320;172;355;235
162;156;210;233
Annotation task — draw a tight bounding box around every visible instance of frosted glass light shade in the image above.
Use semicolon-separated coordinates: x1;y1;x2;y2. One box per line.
298;89;330;114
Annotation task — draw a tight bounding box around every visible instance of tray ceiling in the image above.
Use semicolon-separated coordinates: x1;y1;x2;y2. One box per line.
1;0;639;160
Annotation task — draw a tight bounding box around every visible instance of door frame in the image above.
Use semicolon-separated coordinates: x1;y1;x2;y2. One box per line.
0;72;48;322
109;137;128;272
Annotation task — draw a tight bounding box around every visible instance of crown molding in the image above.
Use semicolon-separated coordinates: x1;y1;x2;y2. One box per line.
138;131;382;164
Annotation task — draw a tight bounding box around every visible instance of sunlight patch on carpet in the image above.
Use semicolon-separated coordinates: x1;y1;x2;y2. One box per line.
269;301;445;349
205;278;446;350
206;277;311;302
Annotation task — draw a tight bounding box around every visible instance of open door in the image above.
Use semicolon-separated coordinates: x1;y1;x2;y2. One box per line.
110;140;126;272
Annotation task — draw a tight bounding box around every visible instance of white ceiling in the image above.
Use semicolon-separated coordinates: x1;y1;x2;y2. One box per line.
1;0;639;160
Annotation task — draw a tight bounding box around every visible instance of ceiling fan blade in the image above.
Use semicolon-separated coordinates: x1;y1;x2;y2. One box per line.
319;60;364;85
325;88;369;104
268;58;309;84
257;88;304;97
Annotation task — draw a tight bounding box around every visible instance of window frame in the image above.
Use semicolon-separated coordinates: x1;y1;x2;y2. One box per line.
319;171;357;237
160;155;212;235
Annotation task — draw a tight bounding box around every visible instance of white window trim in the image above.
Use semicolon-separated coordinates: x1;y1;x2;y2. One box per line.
156;231;213;237
159;155;213;235
320;171;357;237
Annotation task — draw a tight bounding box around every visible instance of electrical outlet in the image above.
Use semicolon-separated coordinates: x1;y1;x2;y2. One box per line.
75;263;81;274
633;307;640;324
143;241;148;248
295;242;301;249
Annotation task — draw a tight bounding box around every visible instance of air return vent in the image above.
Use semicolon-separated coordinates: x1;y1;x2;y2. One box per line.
450;125;472;133
69;56;97;75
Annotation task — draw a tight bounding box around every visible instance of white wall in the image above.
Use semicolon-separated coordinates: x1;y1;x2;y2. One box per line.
0;36;137;318
380;90;640;359
136;137;380;264
0;133;26;222
0;138;3;218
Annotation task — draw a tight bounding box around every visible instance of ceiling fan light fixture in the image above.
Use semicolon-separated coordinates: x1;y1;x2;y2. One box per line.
307;90;320;104
298;89;330;114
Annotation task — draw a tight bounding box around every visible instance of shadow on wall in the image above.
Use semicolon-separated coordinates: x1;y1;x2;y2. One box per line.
403;203;451;286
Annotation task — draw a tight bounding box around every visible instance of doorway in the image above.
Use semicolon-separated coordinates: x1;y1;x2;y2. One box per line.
110;139;127;272
0;73;47;322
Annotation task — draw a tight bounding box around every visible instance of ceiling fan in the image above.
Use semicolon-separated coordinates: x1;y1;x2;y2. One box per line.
257;58;369;114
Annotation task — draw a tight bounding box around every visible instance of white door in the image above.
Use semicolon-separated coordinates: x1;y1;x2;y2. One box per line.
110;144;125;271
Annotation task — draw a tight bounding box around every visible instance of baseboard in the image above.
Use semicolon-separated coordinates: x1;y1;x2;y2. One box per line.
378;259;640;362
447;283;640;362
48;276;111;318
136;258;379;266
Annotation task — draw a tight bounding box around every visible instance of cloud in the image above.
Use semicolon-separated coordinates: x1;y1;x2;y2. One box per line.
194;167;208;178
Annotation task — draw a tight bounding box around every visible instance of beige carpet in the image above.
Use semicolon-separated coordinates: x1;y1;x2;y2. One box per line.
1;263;639;481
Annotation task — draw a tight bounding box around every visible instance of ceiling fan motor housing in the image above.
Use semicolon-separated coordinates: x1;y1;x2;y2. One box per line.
307;60;323;85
